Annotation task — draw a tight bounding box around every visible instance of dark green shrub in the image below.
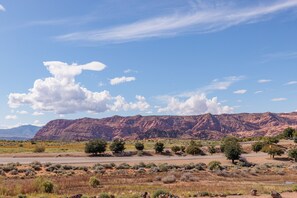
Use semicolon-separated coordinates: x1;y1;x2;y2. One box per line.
252;141;265;153
154;142;164;153
288;148;297;162
208;145;216;155
171;146;181;153
135;142;144;151
110;139;126;153
186;143;203;155
85;139;107;155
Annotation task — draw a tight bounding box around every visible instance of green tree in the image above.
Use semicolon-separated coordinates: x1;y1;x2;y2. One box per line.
261;144;284;159
109;139;125;153
264;137;279;144
154;142;164;153
251;141;265;153
135;142;144;151
220;136;239;152
171;146;181;153
85;139;107;155
223;139;242;164
288;148;297;162
283;127;296;139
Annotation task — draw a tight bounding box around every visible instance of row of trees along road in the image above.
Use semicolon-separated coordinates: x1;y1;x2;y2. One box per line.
84;127;297;164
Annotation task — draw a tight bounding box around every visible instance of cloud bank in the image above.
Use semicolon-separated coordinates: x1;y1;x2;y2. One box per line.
57;0;297;43
8;61;149;114
158;93;233;115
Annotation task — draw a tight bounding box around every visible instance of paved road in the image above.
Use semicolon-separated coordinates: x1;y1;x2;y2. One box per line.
0;153;268;165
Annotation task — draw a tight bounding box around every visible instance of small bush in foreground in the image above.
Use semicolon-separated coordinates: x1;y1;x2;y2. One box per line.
208;161;222;171
89;176;100;188
34;177;54;193
162;175;176;184
99;193;111;198
153;189;169;198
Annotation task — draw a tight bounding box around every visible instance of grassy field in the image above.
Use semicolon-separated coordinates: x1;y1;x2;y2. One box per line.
0;139;218;154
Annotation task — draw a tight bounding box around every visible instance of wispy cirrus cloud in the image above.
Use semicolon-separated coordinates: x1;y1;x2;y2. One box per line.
110;76;136;85
271;98;287;102
258;79;271;83
233;89;247;94
285;81;297;85
263;51;297;62
56;0;297;43
0;4;5;12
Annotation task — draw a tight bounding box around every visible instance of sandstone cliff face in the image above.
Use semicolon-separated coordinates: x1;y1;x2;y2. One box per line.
34;112;297;141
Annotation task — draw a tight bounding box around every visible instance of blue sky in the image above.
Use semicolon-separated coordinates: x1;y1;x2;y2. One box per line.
1;0;297;128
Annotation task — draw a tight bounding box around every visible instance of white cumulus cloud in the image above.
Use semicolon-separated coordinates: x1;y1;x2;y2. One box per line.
233;89;247;94
110;95;150;112
110;76;136;85
157;93;233;115
8;61;148;114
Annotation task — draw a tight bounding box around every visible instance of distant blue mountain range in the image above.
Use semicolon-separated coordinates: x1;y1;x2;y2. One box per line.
0;125;41;140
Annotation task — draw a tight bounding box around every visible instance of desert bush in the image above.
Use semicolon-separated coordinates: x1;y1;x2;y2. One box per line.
153;189;169;198
10;169;18;175
18;195;27;198
195;163;207;170
34;177;54;193
85;139;107;155
89;176;100;188
99;193;111;198
162;175;176;184
33;145;45;153
110;139;126;153
208;145;216;155
30;161;42;171
154;142;164;153
145;163;157;168
116;163;131;169
283;127;296;139
199;191;211;197
25;169;36;177
158;163;169;172
264;137;279;144
135;142;144;151
252;141;265;153
171;146;181;153
288;148;297;162
186;144;203;155
180;172;198;182
208;161;222;171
